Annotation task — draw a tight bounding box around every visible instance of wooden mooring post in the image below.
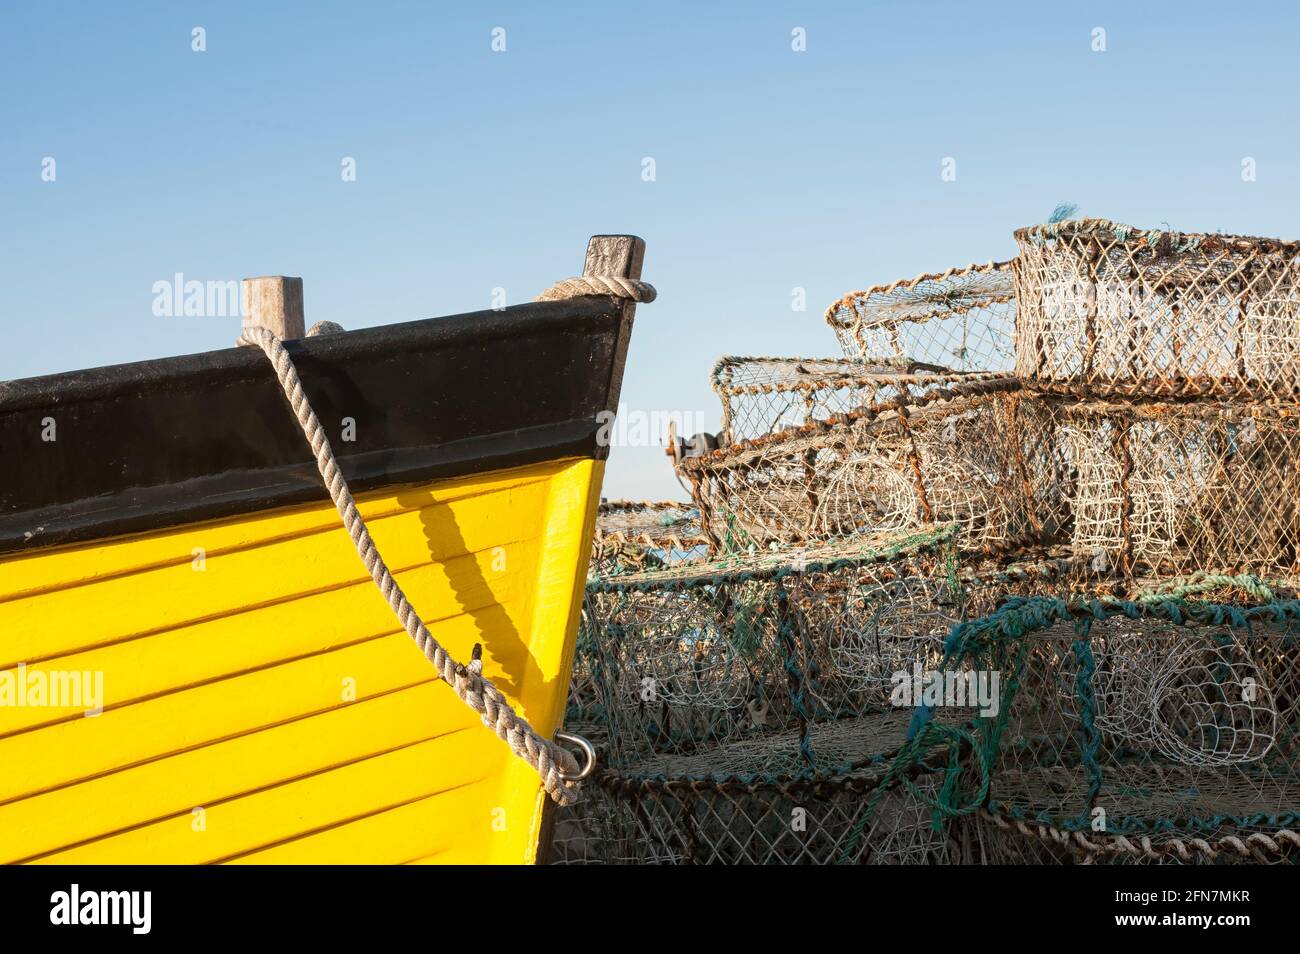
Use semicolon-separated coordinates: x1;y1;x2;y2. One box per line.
241;276;305;341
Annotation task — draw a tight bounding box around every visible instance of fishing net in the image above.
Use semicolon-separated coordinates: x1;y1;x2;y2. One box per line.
1015;219;1300;399
879;595;1300;866
589;499;710;576
567;501;711;733
546;526;968;864
1050;397;1300;578
557;219;1300;864
679;376;1063;554
824;260;1017;371
583;525;961;768
711;356;993;443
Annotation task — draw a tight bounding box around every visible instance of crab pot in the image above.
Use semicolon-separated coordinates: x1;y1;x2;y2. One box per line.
565;501;712;734
588;499;710;576
824;260;1017;372
912;597;1300;858
581;526;963;771
1014;219;1300;399
585;753;956;865
710;357;1011;443
546;713;970;864
680;377;1060;553
1051;397;1300;578
957;545;1102;616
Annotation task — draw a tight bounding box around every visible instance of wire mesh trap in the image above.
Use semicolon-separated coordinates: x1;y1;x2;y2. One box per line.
711;356;1002;443
546;525;991;865
824;260;1017;372
582;525;963;771
558;216;1300;864
1014;218;1300;399
1050;397;1300;579
890;595;1300;865
568;501;712;733
589;499;710;576
680;376;1063;553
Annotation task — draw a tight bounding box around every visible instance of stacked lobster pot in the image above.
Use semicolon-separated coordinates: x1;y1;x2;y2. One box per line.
690;261;1058;559
948;219;1300;864
554;219;1300;865
560;525;992;864
564;501;712;742
551;262;1061;864
1015;221;1300;581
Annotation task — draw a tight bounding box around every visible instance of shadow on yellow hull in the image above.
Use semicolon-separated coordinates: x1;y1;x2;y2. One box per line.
0;457;600;864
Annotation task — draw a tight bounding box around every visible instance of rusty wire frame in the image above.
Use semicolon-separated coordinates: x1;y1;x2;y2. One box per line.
1015;218;1300;399
711;355;1010;443
680;376;1064;555
825;260;1017;372
559;218;1300;865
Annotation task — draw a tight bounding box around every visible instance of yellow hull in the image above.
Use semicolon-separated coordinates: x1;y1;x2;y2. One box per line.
0;457;601;864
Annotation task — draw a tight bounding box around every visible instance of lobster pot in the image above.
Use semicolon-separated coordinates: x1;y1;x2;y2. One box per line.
588;754;955;865
567;501;711;733
824;260;1016;371
589;500;709;576
958;545;1099;617
711;357;1013;443
681;378;1058;552
545;712;970;864
915;597;1300;856
1053;398;1300;578
583;527;963;771
1014;219;1300;398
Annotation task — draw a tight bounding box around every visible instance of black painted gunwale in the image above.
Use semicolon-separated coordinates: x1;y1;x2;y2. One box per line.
0;297;628;556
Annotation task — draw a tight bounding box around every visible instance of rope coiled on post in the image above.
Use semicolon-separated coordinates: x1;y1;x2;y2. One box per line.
239;275;654;805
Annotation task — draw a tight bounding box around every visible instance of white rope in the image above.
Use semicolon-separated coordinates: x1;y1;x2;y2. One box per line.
240;324;582;803
237;274;655;804
535;276;656;303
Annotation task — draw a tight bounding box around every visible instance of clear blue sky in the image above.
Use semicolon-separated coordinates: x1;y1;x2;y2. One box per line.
4;1;1297;499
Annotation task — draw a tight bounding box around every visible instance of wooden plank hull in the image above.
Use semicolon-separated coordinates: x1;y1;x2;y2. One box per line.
0;456;601;864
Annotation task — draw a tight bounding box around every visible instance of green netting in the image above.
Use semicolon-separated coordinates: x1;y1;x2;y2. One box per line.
550;528;1090;865
584;525;962;775
857;593;1300;864
555;220;1300;865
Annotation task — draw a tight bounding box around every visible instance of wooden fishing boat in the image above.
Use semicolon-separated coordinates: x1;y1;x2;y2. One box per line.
0;235;651;864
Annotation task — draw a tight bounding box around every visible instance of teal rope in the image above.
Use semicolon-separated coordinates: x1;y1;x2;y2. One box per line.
892;594;1300;836
1071;616;1103;814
